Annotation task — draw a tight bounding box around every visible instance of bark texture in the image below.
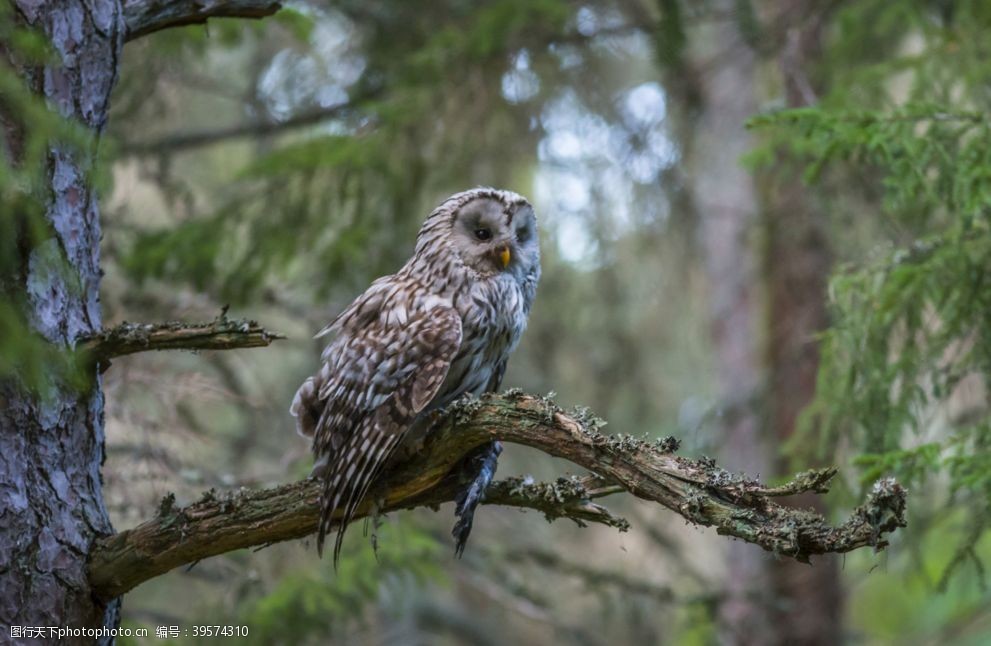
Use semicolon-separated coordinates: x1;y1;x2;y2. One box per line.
87;393;906;602
0;1;125;642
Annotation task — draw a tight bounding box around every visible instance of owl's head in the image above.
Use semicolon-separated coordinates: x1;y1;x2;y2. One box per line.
417;188;540;282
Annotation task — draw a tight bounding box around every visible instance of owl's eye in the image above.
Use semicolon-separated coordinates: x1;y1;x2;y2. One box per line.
474;227;492;241
516;227;530;243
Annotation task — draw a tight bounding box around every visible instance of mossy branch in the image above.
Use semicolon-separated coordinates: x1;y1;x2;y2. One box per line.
123;0;283;42
87;392;906;601
78;310;284;366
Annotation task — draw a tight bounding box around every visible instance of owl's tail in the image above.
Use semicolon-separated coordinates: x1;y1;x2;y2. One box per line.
316;423;404;565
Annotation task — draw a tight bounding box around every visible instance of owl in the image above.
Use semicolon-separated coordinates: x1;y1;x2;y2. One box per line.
291;187;540;563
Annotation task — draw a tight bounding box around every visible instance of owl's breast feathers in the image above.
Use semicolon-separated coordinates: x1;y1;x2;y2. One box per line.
437;274;530;406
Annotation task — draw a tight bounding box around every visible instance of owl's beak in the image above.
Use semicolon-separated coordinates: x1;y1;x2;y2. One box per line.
497;245;511;269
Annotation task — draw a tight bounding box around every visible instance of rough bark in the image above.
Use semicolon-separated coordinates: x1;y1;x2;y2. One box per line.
87;392;906;602
0;1;126;643
122;0;283;42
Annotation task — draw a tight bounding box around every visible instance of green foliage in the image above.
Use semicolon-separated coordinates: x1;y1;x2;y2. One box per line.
122;129;423;301
0;306;85;393
749;0;991;586
748;105;991;227
231;522;444;645
808;226;991;458
273;8;317;43
0;9;95;393
853;443;942;486
416;0;569;65
117;1;574;303
125;215;226;293
652;0;686;68
946;423;991;495
848;511;991;644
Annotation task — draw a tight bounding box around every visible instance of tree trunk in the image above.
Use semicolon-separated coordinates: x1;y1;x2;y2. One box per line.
0;2;124;643
761;164;842;646
686;3;846;642
762;5;843;643
687;12;775;646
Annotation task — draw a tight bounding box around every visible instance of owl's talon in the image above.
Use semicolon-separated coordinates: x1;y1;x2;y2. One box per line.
452;440;502;557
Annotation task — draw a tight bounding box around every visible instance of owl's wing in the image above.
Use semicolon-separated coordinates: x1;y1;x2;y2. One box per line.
312;275;396;340
308;305;463;564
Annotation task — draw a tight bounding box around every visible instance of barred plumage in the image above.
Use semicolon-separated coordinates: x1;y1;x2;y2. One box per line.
291;188;540;563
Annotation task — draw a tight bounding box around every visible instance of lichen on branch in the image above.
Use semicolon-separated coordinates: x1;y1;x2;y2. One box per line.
87;392;906;601
78;308;284;366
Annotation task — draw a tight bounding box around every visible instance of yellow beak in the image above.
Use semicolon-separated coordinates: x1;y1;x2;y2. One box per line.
498;246;511;269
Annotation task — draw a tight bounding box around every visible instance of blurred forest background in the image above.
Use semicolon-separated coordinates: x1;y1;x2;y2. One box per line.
5;0;991;644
